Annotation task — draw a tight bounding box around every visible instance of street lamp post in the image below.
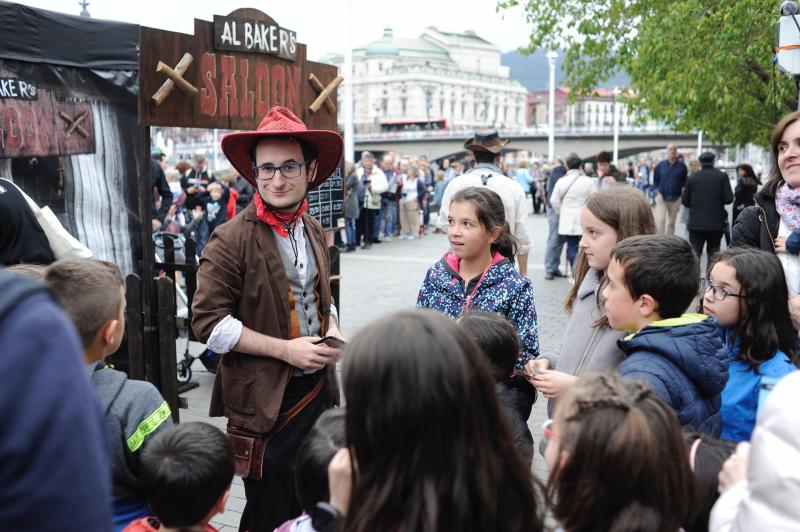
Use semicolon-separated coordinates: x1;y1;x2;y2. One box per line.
697;130;703;157
343;0;354;161
612;86;621;164
546;51;558;162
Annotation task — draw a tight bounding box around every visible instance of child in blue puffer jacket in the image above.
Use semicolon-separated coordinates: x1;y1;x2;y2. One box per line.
602;235;729;435
702;248;797;442
416;187;540;375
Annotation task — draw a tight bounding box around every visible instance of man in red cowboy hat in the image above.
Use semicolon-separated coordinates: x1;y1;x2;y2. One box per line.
192;106;345;531
436;129;532;275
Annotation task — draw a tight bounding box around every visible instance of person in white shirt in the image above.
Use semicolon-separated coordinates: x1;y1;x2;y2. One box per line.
437;130;532;276
549;154;598;268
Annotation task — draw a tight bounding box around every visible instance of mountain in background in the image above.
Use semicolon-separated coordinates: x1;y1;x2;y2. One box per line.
501;49;630;91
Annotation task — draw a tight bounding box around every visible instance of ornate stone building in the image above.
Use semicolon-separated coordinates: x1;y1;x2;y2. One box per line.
320;27;528;133
527;87;645;130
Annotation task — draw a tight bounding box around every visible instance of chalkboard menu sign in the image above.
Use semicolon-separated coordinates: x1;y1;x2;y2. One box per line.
307;160;344;231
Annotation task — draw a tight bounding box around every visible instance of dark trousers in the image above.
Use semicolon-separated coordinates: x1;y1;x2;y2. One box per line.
565;235;580;267
531;182;542;214
355;207;367;245
363;208;379;247
689;230;723;260
239;374;335;532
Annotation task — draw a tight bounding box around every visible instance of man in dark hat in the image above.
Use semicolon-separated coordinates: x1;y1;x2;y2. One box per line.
682;151;733;260
436;129;532;275
192;106;345;531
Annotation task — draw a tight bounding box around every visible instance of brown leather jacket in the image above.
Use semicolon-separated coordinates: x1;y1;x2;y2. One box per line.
192;202;332;433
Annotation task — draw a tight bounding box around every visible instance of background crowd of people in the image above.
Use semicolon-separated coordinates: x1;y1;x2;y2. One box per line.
5;107;800;532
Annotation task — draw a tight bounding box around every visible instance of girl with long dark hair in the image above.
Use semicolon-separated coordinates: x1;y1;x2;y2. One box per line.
702;248;797;441
326;310;544;532
416;187;540;375
545;373;698;532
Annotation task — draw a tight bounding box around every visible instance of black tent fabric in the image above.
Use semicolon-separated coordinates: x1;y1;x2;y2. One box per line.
0;1;139;71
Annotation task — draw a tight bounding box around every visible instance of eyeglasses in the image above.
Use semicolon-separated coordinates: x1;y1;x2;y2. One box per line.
542;419;559;447
701;279;743;301
252;160;309;181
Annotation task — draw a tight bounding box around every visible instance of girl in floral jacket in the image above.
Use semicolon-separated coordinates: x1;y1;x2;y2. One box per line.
416;187;540;374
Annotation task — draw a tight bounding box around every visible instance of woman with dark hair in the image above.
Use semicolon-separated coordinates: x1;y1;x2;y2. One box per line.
544;373;698;532
532;187;656;417
732;164;761;226
320;310;544;532
732;111;800;327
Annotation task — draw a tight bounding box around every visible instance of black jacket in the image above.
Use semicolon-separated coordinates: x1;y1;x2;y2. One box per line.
682;165;733;231
732;179;759;226
0;178;55;266
731;192;779;253
234;175;254;211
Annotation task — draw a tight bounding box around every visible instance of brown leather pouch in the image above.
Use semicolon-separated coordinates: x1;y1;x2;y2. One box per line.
226;426;268;480
226;373;327;480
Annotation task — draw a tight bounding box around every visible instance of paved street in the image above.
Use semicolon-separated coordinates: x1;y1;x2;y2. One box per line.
178;203;571;530
181;201;692;530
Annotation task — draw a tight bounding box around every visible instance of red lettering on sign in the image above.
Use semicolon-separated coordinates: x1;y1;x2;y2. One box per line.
220;55;238;117
3;108;21;150
20;107;37;149
255;62;270;118
200;52;218;117
285;65;301;112
239;58;254;118
271;64;285;107
36;106;56;153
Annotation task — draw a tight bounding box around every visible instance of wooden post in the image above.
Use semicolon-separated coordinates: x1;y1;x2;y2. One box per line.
308;73;336;113
151;53;197;106
184;236;198;341
126;274;145;380
308;75;343;113
140;126;159;389
329;245;340;315
58;111;90;138
156;276;180;423
163;235;175;274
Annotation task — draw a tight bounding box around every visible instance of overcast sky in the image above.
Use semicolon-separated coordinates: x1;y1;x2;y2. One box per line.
17;0;535;59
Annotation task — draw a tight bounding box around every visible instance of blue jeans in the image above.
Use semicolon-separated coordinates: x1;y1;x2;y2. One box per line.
345;217;357;246
566;235;580;267
379;197;397;237
544;207;566;273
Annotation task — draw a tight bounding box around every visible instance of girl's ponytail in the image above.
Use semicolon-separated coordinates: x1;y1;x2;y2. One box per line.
491;221;518;260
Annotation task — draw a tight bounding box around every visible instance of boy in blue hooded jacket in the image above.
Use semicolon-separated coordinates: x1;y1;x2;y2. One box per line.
602;235;729;435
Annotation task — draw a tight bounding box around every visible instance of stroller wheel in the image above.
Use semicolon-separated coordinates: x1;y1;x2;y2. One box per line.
177;359;193;383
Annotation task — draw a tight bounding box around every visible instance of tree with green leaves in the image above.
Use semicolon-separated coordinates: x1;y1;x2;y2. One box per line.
498;0;797;146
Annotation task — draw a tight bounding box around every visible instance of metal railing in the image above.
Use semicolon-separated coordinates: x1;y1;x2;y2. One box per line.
352;123;683;142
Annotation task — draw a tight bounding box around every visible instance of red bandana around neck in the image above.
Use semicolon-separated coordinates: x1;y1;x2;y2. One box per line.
254;193;308;237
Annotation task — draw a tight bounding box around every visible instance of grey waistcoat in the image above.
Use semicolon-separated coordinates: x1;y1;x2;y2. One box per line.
275;234;322;339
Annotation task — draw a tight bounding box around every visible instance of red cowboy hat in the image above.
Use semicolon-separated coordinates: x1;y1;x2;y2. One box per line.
221;106;344;189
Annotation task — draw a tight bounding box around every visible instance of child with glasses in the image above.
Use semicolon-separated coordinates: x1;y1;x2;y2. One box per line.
542;373;698;532
702;248;798;442
602;235;728;435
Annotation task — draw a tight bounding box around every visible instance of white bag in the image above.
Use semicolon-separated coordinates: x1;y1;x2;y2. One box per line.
10;180;93;260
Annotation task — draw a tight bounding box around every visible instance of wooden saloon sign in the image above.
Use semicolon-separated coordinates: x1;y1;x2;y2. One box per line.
0;70;96;158
138;8;339;134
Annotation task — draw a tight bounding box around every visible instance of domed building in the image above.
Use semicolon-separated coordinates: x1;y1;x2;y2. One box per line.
320;27;528;133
